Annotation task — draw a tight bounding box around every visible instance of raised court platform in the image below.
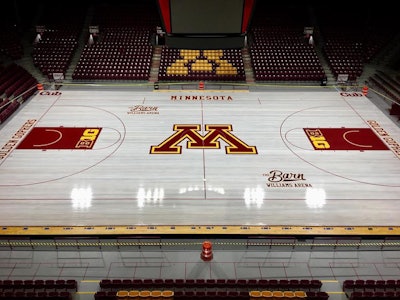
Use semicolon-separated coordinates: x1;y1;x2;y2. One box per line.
0;87;399;236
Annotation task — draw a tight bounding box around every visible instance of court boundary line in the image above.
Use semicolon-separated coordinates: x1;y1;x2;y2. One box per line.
0;225;399;236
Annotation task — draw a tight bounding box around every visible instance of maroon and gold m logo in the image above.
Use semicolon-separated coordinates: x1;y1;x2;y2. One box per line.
150;124;257;154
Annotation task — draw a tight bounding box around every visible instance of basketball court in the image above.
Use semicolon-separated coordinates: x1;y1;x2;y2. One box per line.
0;86;399;236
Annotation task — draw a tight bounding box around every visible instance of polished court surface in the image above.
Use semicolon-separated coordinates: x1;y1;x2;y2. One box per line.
0;86;399;236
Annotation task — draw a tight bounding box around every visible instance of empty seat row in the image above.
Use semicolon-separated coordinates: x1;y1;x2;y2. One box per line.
94;291;116;300
0;290;71;300
304;291;329;300
99;278;322;292
369;76;400;104
173;290;249;299
343;279;400;292
0;279;77;291
116;289;173;299
374;72;400;95
0;100;20;124
72;72;149;81
249;290;307;298
163;290;327;300
390;103;400;117
349;290;400;300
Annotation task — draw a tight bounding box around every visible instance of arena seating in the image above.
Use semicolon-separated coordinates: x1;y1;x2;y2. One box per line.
32;32;78;80
72;3;156;81
249;26;326;82
321;34;364;82
98;278;323;292
0;26;23;60
0;279;77;299
0;63;38;123
368;72;400;117
0;63;37;98
343;279;400;299
158;48;246;82
31;4;85;81
73;37;152;81
96;277;332;299
315;3;398;83
247;0;326;83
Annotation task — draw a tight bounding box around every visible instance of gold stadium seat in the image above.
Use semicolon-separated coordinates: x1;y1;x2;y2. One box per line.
294;290;307;298
116;290;129;300
128;290;140;299
261;290;273;298
283;290;296;298
139;290;151;299
161;290;174;299
150;290;162;298
272;290;284;298
249;290;263;298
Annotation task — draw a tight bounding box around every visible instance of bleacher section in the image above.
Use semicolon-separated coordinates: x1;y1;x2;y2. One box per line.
72;32;152;81
249;26;325;82
32;30;79;80
248;2;325;83
343;279;400;299
0;26;23;60
31;5;86;81
158;48;246;82
368;70;400;118
0;2;398;122
0;63;37;124
96;278;326;299
72;3;157;81
315;4;398;83
0;279;77;300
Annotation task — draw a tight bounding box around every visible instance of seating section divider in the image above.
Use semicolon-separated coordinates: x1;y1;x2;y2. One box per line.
95;278;328;299
343;279;400;299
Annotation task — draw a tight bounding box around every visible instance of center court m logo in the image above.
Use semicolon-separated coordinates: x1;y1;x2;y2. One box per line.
150;124;258;154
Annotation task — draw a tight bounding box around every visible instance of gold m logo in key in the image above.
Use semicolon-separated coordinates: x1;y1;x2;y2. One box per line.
150;124;257;154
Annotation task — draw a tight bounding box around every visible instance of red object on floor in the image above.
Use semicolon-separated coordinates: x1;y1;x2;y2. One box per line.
201;240;213;261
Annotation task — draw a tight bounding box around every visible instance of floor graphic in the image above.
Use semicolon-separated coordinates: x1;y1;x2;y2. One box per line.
17;127;102;150
303;128;389;150
0;89;399;231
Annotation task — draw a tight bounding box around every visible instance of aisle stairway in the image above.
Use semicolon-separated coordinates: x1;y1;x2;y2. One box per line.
241;47;255;84
149;46;162;83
